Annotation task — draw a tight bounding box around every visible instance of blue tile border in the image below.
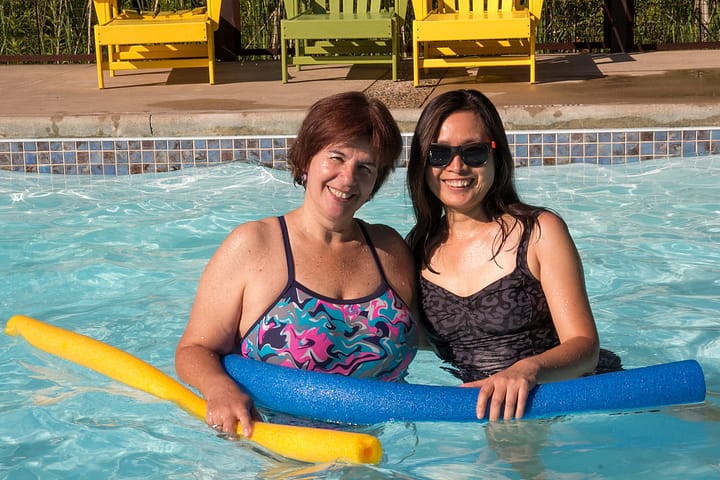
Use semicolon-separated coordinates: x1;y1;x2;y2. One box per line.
1;127;719;175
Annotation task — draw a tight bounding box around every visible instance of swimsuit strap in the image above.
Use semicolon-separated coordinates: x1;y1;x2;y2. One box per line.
277;215;296;284
515;210;543;272
278;215;389;286
515;222;532;272
356;221;389;285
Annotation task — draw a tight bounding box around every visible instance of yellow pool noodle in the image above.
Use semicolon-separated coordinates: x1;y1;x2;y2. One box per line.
4;314;382;465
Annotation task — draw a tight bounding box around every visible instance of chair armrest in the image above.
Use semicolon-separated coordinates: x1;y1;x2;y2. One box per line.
529;0;544;18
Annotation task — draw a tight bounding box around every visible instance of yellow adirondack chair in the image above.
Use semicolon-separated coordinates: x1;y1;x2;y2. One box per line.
411;0;544;86
92;0;222;89
280;0;408;83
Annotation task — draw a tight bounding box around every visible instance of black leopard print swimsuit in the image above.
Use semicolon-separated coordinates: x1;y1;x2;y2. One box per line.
420;218;621;382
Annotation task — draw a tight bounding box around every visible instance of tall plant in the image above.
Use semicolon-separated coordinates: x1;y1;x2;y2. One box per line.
636;0;700;44
0;0;717;58
1;0;39;55
538;0;605;45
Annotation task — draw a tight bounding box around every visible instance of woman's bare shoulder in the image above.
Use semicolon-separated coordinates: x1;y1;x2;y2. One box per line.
213;217;281;266
532;210;571;241
360;221;409;256
227;217;279;244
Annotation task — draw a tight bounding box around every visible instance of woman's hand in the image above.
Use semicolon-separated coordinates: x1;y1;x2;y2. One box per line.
462;360;540;421
203;375;257;438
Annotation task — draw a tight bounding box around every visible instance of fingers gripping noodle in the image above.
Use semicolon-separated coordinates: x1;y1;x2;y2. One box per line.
222;354;707;424
4;315;382;465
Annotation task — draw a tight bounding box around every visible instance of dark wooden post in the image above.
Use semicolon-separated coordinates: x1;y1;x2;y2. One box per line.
603;0;635;53
215;0;243;61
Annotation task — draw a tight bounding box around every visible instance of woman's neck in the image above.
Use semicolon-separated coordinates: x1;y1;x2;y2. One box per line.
287;207;360;244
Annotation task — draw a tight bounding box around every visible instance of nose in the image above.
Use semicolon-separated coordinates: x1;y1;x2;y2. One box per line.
340;161;362;184
446;152;466;170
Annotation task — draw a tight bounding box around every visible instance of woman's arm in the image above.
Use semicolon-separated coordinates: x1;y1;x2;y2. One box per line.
523;211;600;380
175;223;259;438
467;211;600;421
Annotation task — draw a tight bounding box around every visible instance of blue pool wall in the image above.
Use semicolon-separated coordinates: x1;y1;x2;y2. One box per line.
1;127;719;175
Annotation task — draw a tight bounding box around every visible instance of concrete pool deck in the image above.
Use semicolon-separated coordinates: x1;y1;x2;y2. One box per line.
1;49;719;139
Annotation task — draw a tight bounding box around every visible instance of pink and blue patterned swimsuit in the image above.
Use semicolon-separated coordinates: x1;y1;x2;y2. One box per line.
239;216;418;381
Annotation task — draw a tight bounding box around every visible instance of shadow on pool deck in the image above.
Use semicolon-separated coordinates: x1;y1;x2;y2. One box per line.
1;49;719;138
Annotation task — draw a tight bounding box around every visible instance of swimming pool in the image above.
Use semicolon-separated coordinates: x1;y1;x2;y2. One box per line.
1;156;718;479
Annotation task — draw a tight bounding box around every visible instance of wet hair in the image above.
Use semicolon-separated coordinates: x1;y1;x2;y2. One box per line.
406;89;540;270
287;91;402;197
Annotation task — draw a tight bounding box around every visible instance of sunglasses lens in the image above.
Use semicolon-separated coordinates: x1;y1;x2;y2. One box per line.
461;145;490;166
427;146;452;167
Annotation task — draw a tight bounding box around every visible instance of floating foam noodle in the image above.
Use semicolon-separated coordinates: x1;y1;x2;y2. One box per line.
222;354;707;424
4;315;382;464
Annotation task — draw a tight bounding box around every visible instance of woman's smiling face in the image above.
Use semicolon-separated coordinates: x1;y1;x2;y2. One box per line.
305;139;378;220
425;111;496;218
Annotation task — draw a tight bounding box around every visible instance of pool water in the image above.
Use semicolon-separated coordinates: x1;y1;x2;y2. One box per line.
1;157;719;479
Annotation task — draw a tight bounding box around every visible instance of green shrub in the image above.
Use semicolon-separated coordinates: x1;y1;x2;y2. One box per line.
0;0;717;58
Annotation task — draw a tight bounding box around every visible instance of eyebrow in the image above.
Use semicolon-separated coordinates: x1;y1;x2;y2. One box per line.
326;146;377;168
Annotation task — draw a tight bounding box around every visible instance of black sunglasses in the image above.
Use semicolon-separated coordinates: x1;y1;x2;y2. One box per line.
427;141;496;168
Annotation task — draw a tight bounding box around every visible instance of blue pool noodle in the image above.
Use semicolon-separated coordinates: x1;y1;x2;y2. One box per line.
222;356;706;424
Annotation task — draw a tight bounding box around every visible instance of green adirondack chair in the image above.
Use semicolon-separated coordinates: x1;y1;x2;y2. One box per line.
280;0;408;83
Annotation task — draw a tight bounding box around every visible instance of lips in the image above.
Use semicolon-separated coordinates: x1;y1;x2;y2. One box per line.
443;178;474;188
327;185;353;200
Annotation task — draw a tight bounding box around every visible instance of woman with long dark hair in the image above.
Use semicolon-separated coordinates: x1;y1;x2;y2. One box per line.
407;89;620;421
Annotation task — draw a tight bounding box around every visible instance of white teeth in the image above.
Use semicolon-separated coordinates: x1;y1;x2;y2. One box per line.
328;186;352;199
445;179;472;187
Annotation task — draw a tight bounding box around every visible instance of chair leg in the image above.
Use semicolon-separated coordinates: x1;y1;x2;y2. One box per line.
530;60;535;84
296;39;305;72
109;45;117;78
412;36;420;87
529;34;536;84
391;22;399;82
94;30;104;89
281;37;288;83
207;25;216;85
